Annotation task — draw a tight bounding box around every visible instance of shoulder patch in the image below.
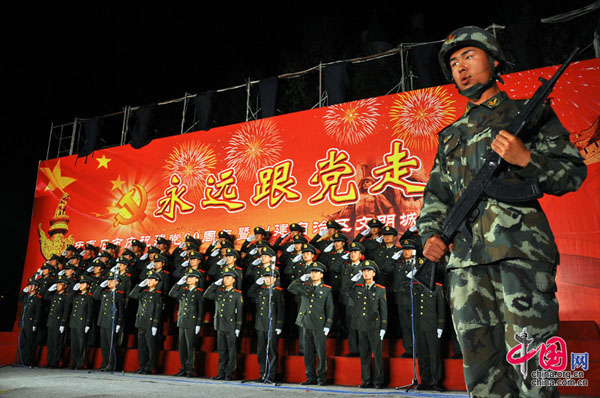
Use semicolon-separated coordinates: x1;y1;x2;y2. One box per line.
376;284;386;289
234;289;242;293
323;284;331;289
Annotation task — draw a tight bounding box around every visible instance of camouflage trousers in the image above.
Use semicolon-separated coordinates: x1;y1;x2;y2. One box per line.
448;259;559;398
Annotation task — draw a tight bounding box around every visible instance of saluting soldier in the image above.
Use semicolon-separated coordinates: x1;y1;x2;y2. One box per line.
208;247;243;290
288;262;334;386
333;241;365;357
240;226;268;262
247;246;277;283
80;243;98;271
92;271;125;371
169;268;205;378
18;278;44;366
382;229;419;357
43;275;71;368
273;223;306;267
309;220;343;253
345;260;388;389
174;249;206;288
352;218;385;260
129;271;164;374
68;275;94;369
203;267;243;380
248;264;285;382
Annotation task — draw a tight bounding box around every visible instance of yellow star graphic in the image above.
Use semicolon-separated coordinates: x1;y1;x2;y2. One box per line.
97;155;112;169
110;175;126;192
40;159;76;192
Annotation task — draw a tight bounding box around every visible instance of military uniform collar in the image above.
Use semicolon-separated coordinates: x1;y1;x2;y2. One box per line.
464;91;508;115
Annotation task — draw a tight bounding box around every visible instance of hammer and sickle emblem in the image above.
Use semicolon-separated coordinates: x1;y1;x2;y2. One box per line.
114;184;148;227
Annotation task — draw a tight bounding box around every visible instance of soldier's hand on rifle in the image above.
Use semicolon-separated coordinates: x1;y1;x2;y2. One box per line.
423;235;449;262
491;130;531;168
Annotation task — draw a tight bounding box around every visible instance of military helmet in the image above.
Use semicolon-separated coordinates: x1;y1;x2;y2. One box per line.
438;26;507;82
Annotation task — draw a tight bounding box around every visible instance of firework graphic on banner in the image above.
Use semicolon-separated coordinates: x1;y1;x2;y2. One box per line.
163;141;217;201
225;119;284;181
390;86;457;150
323;98;381;145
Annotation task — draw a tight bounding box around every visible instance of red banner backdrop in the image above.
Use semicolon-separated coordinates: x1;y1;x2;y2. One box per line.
24;59;600;324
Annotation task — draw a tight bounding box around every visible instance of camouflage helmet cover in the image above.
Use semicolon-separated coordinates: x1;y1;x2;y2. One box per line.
438;26;506;82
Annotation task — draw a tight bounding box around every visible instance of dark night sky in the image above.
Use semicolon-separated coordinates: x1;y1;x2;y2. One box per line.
2;1;598;329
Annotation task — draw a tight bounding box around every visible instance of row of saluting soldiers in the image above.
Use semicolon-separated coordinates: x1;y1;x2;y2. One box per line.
18;219;459;391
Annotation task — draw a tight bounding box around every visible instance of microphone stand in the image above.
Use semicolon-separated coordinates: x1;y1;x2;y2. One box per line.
396;254;419;392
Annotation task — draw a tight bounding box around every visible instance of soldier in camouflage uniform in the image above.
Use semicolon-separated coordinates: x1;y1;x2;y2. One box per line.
417;26;587;397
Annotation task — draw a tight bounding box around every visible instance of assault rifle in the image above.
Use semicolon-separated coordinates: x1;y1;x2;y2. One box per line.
414;47;580;291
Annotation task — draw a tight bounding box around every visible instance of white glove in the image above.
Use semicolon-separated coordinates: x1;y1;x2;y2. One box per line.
247;235;255;242
319;229;327;237
323;327;330;336
73;283;80;291
100;280;109;288
32;326;37;332
351;272;362;282
139;279;148;287
217;258;226;266
177;276;187;285
23;286;29;293
293;254;302;263
140;253;149;260
215;278;223;286
235;329;240;338
195;325;201;334
85;326;90;334
361;227;371;236
376;236;384;243
58;270;65;276
180;250;188;258
151;327;157;336
323;243;333;253
380;329;386;341
341;253;349;260
210;240;218;247
48;284;57;292
181;260;189;268
286;245;294;253
281;232;289;239
62;250;67;256
276;328;282;335
115;325;121;334
437;328;443;339
406;269;415;280
252;258;261;265
300;273;311;282
392;251;402;260
249;248;258;255
79;250;86;257
36;268;42;275
146;261;155;270
256;277;265;285
210;249;219;257
59;326;65;334
110;265;119;273
86;266;94;273
179;242;186;249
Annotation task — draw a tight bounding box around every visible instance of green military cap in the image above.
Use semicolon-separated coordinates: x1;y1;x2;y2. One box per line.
255;240;269;248
348;242;365;253
301;243;317;254
92;258;105;267
186;268;202;278
63;263;76;270
399;229;421;250
367;218;385;228
122;248;136;258
156;237;170;246
154;253;168;263
131;239;146;249
184;234;198;244
326;220;342;230
116;256;129;265
289;223;305;233
85;243;98;251
224;248;240;258
382;226;398;236
146;271;162;281
78;275;93;284
27;277;40;286
184;241;199;251
55;275;69;284
292;235;308;244
99;250;111;258
331;233;348;242
41;262;54;270
147;246;160;254
105;271;122;282
66;244;78;252
105;242;118;250
259;246;276;257
310;262;326;273
188;250;204;260
218;230;230;239
360;260;379;273
220;240;234;249
49;254;61;262
68;253;82;260
254;226;267;235
222;267;238;279
261;265;280;277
